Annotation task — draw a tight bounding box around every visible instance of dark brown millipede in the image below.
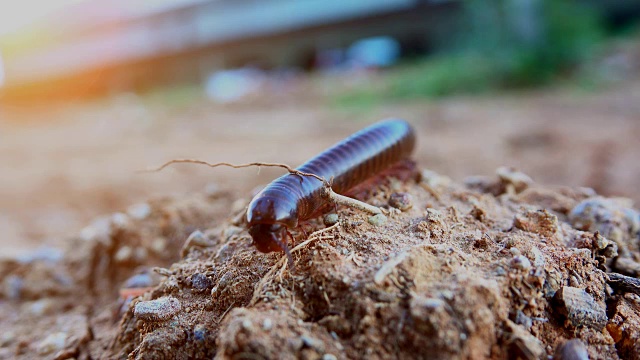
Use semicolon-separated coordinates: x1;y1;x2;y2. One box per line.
246;119;416;255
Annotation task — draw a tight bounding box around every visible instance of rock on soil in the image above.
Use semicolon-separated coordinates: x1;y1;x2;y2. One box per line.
1;168;640;359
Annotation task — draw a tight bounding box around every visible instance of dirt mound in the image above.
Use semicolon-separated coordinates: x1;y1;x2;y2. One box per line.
1;167;639;359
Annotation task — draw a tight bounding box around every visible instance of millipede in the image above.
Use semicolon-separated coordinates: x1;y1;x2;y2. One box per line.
246;119;416;256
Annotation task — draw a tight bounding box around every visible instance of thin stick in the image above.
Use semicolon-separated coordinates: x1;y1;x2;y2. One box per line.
324;187;382;215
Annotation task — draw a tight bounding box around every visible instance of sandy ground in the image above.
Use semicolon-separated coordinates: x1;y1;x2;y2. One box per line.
1;80;639;257
1;78;640;359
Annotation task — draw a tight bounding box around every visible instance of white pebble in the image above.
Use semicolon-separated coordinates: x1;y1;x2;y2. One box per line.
79;216;112;243
368;214;388;226
37;332;67;355
511;255;531;270
28;299;55;316
134;296;181;322
114;246;133;263
111;212;130;229
150;238;168;255
127;203;151;220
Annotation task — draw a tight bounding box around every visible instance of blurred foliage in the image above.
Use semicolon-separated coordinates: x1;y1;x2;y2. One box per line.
141;82;204;109
575;25;640;90
337;0;609;103
387;52;500;99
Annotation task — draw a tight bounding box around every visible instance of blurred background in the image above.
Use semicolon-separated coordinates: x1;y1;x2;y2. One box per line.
1;0;639;256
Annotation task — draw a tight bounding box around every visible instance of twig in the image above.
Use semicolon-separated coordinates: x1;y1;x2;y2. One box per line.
607;272;640;296
374;251;409;285
323;186;382;215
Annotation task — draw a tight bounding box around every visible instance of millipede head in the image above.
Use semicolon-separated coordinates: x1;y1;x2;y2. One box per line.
248;223;289;253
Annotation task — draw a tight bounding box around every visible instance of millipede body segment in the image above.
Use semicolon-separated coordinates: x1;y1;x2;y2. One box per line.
246;119;416;253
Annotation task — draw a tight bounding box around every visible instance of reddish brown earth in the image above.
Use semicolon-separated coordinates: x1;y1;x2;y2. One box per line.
1;80;639;257
1;78;640;359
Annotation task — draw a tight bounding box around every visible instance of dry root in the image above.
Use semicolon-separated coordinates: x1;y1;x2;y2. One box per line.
249;222;341;305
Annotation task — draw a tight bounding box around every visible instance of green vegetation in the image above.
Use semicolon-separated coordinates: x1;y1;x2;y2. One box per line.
336;0;615;104
141;82;205;109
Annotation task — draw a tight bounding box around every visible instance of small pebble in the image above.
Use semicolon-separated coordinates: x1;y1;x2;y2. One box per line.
184;230;211;250
323;213;339;227
464;175;493;190
388;192;413;211
217;271;234;289
134;296;181;322
3;275;23;300
572;248;592;260
0;331;15;347
594;234;609;250
624;208;640;234
79;216;112;243
496;166;533;193
368;214;387;226
134;247;148;262
204;182;220;195
150;237;168;255
289;337;304;351
602;244;618;259
37;332;67;355
510;247;521;256
568;198;637;241
123;273;155;289
127;203;151;220
421;169;451;187
190;273;213;292
511;255;532;271
16;246;63;264
553;286;607;330
515;310;533;329
111;212;130;229
505;319;545;359
554;339;589;360
301;335;325;352
529;247;545;267
440;290;454;300
28;299;55;316
193;324;207;341
114;246;133;263
322;355;338;360
262;318;273;331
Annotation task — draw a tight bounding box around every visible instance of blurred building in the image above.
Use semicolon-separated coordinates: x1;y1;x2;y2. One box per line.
1;0;638;100
0;0;460;100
